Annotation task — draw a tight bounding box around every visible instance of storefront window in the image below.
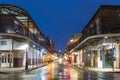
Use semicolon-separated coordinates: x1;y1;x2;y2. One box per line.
8;54;10;63
2;55;4;63
2;54;12;63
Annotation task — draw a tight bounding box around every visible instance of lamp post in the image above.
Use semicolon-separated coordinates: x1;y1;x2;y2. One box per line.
25;48;28;70
25;44;28;70
9;50;12;68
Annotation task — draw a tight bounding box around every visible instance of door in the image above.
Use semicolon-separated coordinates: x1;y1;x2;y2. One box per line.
1;53;12;68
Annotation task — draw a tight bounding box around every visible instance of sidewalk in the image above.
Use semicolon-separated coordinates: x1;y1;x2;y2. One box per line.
0;67;25;73
86;67;120;73
73;65;120;73
0;64;46;74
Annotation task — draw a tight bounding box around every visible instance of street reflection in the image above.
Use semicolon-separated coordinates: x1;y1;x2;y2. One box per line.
47;63;53;80
0;62;120;80
47;62;80;80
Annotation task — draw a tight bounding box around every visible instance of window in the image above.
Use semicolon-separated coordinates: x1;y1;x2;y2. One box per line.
4;54;7;63
8;54;10;63
1;41;7;45
2;54;12;63
8;54;12;63
2;55;5;63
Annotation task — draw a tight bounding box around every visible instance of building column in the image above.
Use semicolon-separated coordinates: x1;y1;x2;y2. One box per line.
36;49;39;67
34;49;36;67
36;49;38;67
71;52;75;65
119;45;120;68
80;50;83;67
0;51;1;68
38;50;39;66
97;49;102;68
9;39;13;68
90;50;93;67
102;46;106;68
77;51;80;66
32;48;34;68
40;50;43;65
114;44;119;68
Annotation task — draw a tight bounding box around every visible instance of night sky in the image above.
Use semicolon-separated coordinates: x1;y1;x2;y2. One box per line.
0;0;120;52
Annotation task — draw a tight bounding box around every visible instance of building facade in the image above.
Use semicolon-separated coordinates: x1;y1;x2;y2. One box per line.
0;4;54;69
66;34;81;65
67;5;120;69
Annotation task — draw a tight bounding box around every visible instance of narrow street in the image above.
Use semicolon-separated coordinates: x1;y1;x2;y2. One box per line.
0;62;120;80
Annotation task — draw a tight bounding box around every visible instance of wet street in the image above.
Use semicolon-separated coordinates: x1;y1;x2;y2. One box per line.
0;62;120;80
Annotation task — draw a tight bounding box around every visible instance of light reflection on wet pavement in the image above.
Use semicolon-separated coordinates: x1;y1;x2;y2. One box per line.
0;62;120;80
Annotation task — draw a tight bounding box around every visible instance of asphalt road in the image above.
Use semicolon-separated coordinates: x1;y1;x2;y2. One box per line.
0;62;120;80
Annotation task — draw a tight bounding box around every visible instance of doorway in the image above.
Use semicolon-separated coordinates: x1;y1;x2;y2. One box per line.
1;52;12;68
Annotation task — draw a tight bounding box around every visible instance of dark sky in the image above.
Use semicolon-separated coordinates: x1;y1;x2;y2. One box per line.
0;0;120;52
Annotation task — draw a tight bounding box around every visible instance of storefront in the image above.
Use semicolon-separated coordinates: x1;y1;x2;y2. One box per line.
0;4;53;69
81;36;120;68
71;35;120;69
0;38;46;68
69;5;120;70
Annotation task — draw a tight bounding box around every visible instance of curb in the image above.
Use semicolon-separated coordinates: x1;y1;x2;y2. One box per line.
0;64;47;74
0;71;9;74
25;64;47;72
72;65;120;73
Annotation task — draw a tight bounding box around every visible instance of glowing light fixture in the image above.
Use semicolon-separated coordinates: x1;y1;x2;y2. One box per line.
70;39;74;43
17;44;28;50
104;36;108;39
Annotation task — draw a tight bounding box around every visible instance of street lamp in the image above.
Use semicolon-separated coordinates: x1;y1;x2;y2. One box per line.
9;50;12;68
25;44;29;70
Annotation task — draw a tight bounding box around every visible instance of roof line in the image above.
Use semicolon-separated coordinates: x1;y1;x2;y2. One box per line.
0;4;45;37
